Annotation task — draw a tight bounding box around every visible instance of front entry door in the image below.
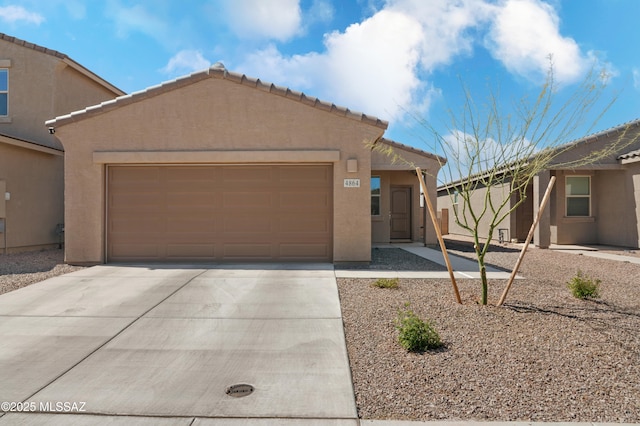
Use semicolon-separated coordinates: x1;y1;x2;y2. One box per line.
390;186;411;240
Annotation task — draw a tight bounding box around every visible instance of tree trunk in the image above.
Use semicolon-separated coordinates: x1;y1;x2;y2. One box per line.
477;252;488;305
480;263;488;305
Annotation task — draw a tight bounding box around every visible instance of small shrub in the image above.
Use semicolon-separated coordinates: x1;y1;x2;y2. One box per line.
372;277;399;289
567;270;601;299
395;304;442;352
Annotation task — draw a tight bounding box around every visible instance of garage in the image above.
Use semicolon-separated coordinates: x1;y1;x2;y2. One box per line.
107;164;333;262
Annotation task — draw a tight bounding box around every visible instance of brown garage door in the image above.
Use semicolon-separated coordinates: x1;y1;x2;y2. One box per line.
107;165;333;262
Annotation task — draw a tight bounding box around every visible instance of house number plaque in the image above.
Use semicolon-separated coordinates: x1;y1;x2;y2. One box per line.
344;179;360;188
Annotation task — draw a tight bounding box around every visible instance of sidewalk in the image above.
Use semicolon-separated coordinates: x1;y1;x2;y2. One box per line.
335;243;518;280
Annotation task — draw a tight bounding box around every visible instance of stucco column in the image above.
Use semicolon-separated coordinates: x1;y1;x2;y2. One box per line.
533;170;551;248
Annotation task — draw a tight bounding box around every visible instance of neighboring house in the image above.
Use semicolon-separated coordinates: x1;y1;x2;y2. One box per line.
0;33;124;253
437;119;640;248
46;63;443;265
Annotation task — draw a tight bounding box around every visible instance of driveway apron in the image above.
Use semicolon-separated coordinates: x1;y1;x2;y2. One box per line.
0;264;356;421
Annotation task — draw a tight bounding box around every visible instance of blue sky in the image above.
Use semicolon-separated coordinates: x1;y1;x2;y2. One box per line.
2;0;639;153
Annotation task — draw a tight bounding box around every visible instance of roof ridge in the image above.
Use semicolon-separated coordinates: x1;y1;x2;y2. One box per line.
46;63;388;130
0;32;124;96
0;32;67;59
379;137;446;163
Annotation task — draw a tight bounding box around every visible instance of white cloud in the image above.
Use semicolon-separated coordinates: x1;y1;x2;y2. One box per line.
0;5;44;24
386;0;493;68
237;0;597;124
307;0;334;25
239;9;425;121
485;0;588;85
633;68;640;91
161;50;210;75
223;0;302;41
239;0;488;121
106;2;170;45
442;129;535;178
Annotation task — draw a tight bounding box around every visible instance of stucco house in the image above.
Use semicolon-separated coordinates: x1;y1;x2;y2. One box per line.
46;63;443;265
438;119;640;248
0;33;124;253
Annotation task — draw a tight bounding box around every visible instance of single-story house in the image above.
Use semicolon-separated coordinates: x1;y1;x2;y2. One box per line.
46;63;443;265
437;118;640;248
0;33;124;253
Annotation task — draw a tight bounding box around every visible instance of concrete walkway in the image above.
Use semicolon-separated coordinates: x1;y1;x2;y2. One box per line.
336;243;517;280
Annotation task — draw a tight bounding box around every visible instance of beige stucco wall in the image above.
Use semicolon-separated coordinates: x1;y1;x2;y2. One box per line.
437;180;512;242
0;143;63;250
551;170;597;245
371;144;442;245
55;75;385;264
0;39;121;251
551;167;640;248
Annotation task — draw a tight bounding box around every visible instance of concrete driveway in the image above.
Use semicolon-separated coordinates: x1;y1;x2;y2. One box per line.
0;264;356;424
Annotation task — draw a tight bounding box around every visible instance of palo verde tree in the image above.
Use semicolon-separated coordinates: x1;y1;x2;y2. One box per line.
375;62;640;305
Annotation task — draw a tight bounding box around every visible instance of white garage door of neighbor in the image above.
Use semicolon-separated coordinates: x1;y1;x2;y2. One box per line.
107;165;333;262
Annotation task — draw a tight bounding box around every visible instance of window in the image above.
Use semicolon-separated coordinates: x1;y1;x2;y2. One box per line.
566;176;590;217
371;176;381;216
0;69;7;116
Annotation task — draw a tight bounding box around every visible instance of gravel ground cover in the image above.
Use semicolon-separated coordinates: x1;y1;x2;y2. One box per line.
338;237;640;422
2;244;638;422
337;247;448;271
0;249;84;295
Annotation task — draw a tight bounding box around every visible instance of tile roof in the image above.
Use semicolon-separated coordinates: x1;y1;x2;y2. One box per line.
378;138;446;163
0;32;124;96
572;117;640;147
617;149;640;161
46;62;388;130
438;117;640;190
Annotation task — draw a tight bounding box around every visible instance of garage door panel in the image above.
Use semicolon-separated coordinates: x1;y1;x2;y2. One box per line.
223;167;273;184
167;217;216;233
279;191;331;209
107;165;332;262
279;216;331;233
223;243;273;259
223;192;272;208
110;192;163;210
166;244;215;258
109;167;160;184
166;192;219;209
110;217;164;234
279;166;330;182
223;215;272;233
110;243;160;259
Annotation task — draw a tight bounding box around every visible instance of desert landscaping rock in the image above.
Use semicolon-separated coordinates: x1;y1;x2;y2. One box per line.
1;241;639;422
338;238;640;422
0;249;84;295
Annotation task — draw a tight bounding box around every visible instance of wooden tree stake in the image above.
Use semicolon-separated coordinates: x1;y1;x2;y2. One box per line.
416;167;462;304
497;176;556;306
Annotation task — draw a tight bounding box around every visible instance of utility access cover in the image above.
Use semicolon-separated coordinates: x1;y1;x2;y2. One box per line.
225;384;255;398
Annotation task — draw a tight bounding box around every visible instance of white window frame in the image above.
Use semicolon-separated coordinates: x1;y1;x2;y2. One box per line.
565;175;591;217
371;176;381;216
